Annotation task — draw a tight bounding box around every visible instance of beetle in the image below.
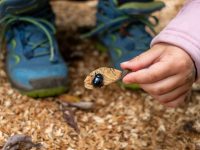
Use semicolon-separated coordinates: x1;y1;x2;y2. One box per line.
92;73;104;88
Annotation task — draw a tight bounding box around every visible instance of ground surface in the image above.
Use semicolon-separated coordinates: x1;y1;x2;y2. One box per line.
2;0;200;150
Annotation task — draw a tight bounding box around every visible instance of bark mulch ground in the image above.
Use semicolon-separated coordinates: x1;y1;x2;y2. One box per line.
2;0;200;150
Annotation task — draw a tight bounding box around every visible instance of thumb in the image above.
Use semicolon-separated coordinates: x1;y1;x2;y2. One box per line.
120;45;164;71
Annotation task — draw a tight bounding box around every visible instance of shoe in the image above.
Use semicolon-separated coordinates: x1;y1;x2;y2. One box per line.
85;0;165;69
84;0;165;90
0;0;49;18
0;1;68;98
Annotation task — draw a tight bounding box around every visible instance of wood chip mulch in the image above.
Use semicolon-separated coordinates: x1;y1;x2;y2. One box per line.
2;0;200;150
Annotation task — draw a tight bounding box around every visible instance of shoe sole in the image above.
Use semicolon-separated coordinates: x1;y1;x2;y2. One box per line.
5;60;68;98
21;86;68;98
118;81;140;90
8;76;68;98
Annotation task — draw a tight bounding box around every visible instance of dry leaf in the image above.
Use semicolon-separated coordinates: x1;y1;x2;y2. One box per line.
68;102;94;110
57;96;94;110
2;134;42;150
63;109;80;133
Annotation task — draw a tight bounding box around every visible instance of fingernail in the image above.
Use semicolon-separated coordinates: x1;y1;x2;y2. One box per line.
121;61;128;66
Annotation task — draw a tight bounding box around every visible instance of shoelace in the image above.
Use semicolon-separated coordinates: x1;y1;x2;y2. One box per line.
0;14;56;61
83;0;160;38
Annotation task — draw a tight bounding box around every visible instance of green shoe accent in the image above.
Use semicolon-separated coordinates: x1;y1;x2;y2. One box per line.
95;42;107;53
119;1;165;13
21;86;68;98
118;82;140;90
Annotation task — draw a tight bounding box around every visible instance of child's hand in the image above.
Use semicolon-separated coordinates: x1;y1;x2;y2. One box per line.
121;43;196;108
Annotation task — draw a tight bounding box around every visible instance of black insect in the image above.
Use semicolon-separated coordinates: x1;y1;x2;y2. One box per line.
92;73;104;88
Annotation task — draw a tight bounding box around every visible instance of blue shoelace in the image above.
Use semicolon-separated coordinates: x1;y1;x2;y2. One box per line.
0;14;56;61
83;0;163;37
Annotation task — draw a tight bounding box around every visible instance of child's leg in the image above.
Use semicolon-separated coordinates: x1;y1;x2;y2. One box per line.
0;0;68;98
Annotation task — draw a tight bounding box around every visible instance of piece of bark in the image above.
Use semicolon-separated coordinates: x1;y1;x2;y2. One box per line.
84;67;124;89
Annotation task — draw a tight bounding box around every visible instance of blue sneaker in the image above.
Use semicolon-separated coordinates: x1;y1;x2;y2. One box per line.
0;0;49;18
0;1;68;98
85;0;165;69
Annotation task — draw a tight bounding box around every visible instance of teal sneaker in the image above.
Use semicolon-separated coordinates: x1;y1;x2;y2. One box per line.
0;0;49;18
85;0;165;69
84;0;165;90
0;1;68;98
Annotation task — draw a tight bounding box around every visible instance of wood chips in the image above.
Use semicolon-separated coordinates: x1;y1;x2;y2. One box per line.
2;0;200;150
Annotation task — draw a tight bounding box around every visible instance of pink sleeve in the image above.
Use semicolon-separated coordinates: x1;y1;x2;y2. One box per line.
151;0;200;79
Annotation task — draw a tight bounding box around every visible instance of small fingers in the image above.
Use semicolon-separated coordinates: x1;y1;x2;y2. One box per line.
163;92;189;108
121;46;163;71
123;61;176;84
140;72;194;95
153;83;191;104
